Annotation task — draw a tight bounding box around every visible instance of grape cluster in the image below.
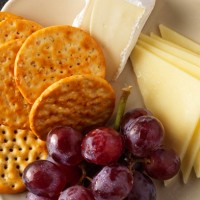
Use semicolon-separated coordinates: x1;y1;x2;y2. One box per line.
22;108;180;200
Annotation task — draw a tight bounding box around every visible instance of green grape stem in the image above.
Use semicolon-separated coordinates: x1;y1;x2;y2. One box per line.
114;86;132;131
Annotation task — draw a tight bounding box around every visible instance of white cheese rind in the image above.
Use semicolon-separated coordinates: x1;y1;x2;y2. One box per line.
90;0;145;80
73;0;94;30
73;0;155;81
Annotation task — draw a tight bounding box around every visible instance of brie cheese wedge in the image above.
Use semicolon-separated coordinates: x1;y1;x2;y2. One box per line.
73;0;155;81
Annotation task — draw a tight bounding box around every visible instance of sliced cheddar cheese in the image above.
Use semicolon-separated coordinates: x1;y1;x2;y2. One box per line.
139;33;200;68
159;24;200;55
137;39;200;80
130;45;200;183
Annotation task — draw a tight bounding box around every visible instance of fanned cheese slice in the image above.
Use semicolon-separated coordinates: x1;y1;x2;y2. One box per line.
130;45;200;183
139;33;200;68
194;148;200;177
150;32;191;51
137;40;200;80
159;24;200;55
156;26;200;179
137;37;200;182
181;119;200;183
73;0;155;81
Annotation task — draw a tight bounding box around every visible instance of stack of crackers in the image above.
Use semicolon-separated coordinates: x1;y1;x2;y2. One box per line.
0;11;115;194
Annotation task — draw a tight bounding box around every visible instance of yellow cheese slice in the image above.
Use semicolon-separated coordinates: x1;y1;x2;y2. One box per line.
150;32;190;51
150;28;200;182
89;0;145;80
130;45;200;183
138;35;200;183
181;118;200;183
139;33;200;68
137;39;200;80
159;24;200;55
194;148;200;177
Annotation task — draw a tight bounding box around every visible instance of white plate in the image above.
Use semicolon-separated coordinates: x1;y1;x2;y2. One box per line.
1;0;200;199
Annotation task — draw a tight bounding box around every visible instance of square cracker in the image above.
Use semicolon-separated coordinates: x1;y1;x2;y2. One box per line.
0;124;47;193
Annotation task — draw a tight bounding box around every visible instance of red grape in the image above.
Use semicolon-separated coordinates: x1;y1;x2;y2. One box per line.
58;185;94;200
120;108;152;134
122;115;164;157
91;165;133;200
144;148;181;180
26;192;58;200
47;126;83;166
81;127;124;165
22;160;66;198
125;171;156;200
46;156;82;188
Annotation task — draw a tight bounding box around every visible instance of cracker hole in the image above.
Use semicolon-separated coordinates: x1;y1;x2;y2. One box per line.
14;130;18;134
12;138;16;142
4;139;8;143
16;165;20;169
9;148;13;152
25;158;28;161
36;40;41;45
0;148;3;152
2;130;6;134
60;71;63;74
29;147;32;150
18;147;22;151
5;157;8;161
14;157;17;161
11;184;15;188
33;135;38;140
30;61;36;67
19;172;22;177
1;174;5;178
4;165;7;170
23;136;27;141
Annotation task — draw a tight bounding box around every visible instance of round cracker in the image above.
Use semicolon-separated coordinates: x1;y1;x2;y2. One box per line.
0;39;31;129
0;18;42;45
29;75;115;140
0;11;23;23
15;25;106;104
0;124;47;193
